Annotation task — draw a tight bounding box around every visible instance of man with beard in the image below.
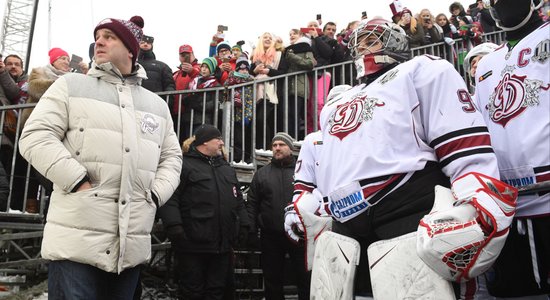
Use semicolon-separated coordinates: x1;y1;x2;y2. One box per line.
246;132;310;300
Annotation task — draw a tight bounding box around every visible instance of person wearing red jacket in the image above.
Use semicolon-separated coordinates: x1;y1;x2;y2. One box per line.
214;42;236;85
172;44;200;141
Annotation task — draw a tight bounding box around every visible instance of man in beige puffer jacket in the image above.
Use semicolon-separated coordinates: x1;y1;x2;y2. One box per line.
18;17;182;299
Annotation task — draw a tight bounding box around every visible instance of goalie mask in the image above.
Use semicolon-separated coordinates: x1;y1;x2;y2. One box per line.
483;0;543;31
348;18;409;79
416;173;517;282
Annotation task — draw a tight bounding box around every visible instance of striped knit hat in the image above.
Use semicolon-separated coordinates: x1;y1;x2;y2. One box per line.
202;57;218;74
272;132;295;150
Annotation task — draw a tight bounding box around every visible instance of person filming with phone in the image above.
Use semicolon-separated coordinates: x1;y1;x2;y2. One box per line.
419;9;443;45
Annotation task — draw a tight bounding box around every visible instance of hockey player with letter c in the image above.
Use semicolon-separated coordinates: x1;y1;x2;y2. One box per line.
472;0;550;297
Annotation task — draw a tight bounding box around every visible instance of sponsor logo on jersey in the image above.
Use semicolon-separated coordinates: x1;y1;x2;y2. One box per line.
329;191;369;220
487;73;550;127
532;39;549;64
502;176;535;188
141;113;160;134
328;91;385;140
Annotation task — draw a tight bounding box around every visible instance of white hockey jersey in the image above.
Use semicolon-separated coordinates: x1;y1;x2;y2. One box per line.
474;22;550;218
294;131;323;199
317;55;500;222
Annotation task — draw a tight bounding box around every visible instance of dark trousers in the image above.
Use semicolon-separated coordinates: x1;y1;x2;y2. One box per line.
277;96;305;140
176;252;233;300
233;123;252;163
487;215;550;297
332;162;450;296
260;232;310;300
48;260;140;300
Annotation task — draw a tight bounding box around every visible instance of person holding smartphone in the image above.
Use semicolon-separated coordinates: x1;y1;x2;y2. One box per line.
419;9;443;45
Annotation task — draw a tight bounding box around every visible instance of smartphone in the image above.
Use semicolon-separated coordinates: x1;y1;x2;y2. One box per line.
141;35;154;44
316;14;322;20
300;27;322;35
69;54;83;73
362;11;367;18
217;25;229;32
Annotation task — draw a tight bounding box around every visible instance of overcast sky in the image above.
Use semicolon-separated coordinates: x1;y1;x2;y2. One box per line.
1;0;476;72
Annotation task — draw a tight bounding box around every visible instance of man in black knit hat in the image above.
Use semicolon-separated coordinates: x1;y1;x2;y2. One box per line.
159;124;250;299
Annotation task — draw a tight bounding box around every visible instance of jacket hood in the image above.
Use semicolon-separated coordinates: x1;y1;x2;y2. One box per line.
286;40;313;54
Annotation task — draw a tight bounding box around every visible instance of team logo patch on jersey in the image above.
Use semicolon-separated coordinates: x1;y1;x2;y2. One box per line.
141;114;160;134
487;73;550;127
532;39;549;63
328;92;385;140
378;69;398;85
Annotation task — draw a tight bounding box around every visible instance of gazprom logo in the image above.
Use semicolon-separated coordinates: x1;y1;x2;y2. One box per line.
329;191;368;220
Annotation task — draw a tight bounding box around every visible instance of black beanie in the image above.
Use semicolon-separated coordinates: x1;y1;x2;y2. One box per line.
194;124;222;145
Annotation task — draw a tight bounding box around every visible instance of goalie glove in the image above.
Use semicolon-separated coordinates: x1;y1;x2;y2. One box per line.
284;204;304;243
417;173;517;282
284;190;322;243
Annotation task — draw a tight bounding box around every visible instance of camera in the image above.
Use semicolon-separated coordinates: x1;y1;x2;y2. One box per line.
141;35;154;44
217;25;229;32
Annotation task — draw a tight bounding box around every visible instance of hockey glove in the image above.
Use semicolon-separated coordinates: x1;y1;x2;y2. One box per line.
284;204;304;243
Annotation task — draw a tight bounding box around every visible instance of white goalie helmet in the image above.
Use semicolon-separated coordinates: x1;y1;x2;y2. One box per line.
463;42;499;79
417;173;517;282
348;18;410;78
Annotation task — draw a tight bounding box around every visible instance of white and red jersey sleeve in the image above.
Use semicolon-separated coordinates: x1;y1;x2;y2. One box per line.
293;131;323;202
412;55;499;181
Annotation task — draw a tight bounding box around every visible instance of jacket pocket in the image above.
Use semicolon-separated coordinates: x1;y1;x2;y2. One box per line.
185;209;216;243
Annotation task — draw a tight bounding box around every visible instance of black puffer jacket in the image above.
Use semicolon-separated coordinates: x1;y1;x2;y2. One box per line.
158;146;249;253
137;49;176;93
246;157;295;235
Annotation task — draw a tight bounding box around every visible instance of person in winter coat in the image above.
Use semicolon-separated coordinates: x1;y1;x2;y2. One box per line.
21;47;77;212
394;8;426;49
224;57;255;163
137;35;176;93
283;32;316;139
18;17;182;299
172;44;200;140
246;132;310;300
159;124;250;299
181;57;221;141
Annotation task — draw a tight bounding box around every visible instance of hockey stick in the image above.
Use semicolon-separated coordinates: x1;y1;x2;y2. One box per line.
517;181;550;196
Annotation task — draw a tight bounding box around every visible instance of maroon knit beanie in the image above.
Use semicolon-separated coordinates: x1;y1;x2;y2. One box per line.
94;18;143;67
129;15;144;29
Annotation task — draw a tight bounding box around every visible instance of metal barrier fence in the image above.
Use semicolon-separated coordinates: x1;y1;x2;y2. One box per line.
0;30;505;217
